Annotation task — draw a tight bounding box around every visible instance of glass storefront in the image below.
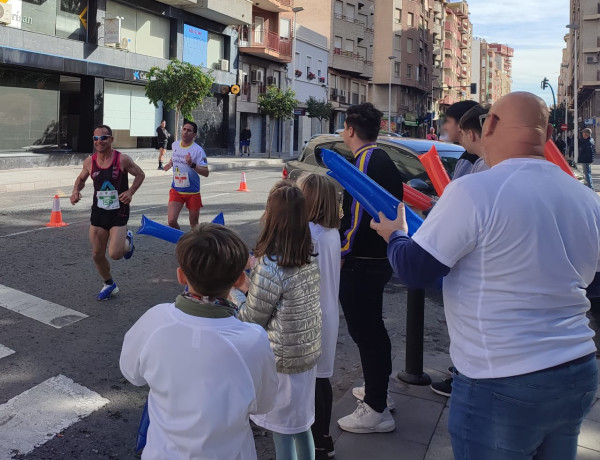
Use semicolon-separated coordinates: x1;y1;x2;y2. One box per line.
3;0;88;41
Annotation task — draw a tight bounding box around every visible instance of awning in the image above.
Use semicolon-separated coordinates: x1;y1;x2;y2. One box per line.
404;121;419;126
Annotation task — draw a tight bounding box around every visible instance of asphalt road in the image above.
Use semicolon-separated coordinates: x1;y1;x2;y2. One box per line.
0;165;454;459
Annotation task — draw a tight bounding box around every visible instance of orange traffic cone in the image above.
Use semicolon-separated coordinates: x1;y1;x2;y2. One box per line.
45;195;69;227
237;172;250;192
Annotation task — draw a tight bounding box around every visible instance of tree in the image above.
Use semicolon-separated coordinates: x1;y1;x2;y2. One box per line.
306;97;333;135
145;59;215;140
258;86;298;157
550;103;573;131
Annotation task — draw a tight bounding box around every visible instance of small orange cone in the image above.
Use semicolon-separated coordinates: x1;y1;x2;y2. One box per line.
237;172;250;192
45;195;69;227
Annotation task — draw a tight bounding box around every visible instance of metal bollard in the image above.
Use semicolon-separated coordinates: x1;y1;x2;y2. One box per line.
397;288;432;385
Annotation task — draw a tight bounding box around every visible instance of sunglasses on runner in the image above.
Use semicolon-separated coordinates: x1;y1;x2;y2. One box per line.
93;135;111;141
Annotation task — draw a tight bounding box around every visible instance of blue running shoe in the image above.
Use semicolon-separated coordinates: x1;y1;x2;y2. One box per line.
97;282;119;301
124;230;135;260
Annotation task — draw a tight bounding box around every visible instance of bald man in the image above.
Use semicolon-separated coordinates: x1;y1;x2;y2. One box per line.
370;92;600;459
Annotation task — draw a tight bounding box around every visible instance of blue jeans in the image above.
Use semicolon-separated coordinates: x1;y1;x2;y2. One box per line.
449;354;598;459
272;430;315;460
582;163;593;189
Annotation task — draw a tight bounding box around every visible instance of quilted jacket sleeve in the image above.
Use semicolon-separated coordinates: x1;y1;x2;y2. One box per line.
238;260;283;329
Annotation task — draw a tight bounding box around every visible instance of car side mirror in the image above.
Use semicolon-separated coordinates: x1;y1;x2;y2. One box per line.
407;178;434;194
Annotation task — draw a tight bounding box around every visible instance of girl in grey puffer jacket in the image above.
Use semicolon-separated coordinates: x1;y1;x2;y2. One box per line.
234;181;321;460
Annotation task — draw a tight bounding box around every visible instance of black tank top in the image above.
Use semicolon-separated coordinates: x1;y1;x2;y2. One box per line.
91;150;129;216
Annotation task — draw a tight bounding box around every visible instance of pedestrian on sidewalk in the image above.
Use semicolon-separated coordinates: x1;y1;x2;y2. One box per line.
163;121;209;230
156;120;170;170
371;92;599;460
579;128;595;189
70;125;145;301
297;173;341;460
240;126;252;157
336;103;404;434
232;182;321;460
426;127;438;141
120;224;278;460
443;100;479;179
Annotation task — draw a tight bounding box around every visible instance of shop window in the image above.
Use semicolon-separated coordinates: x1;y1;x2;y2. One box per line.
207;33;225;69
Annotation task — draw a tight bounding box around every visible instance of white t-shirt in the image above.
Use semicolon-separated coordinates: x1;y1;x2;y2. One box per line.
310;223;341;378
120;304;278;460
171;141;208;193
413;158;600;379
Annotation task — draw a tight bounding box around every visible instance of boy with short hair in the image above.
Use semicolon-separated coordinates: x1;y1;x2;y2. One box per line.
443;100;479;179
458;104;490;174
120;224;278;460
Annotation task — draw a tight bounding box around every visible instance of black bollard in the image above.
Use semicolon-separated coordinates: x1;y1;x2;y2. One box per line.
397;288;431;385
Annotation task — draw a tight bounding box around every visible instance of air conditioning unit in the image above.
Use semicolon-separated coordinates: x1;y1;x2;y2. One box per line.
251;69;264;83
266;76;276;85
330;88;338;98
587;56;598;64
219;59;229;72
339;89;347;97
0;3;12;25
117;37;129;50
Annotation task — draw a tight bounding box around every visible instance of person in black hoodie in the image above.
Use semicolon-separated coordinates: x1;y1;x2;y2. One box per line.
579;128;595;189
442;100;478;179
336;103;404;434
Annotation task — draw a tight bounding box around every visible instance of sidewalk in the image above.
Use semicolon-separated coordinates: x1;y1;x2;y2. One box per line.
0;150;290;193
330;352;600;459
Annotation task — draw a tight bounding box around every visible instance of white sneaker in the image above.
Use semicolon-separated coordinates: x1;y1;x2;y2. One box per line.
337;400;395;434
352;385;396;411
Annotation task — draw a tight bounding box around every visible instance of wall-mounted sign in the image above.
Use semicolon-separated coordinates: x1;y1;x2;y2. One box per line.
183;24;208;68
105;17;122;45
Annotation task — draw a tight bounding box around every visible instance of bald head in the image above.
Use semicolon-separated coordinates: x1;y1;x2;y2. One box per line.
482;92;553;166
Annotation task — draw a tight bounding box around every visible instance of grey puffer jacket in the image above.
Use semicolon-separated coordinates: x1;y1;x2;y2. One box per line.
234;255;321;374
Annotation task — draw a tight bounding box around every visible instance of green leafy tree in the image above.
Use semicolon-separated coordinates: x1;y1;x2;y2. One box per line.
306;96;333;123
145;59;215;140
258;86;298;157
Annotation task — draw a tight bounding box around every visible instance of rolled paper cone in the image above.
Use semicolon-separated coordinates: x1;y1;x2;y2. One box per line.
418;145;450;196
544;140;576;178
403;183;433;211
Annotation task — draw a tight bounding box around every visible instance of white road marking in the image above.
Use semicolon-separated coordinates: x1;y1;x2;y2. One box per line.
0;344;15;360
0;375;110;458
0;284;88;329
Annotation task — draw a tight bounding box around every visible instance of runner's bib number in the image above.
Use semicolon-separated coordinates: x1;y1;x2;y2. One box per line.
96;190;120;210
174;171;190;188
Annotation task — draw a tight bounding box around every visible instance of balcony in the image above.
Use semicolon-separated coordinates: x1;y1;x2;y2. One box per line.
239;29;292;63
331;48;372;77
444;39;452;50
159;0;252;25
252;0;293;13
433;23;442;36
444;21;458;35
433;1;443;16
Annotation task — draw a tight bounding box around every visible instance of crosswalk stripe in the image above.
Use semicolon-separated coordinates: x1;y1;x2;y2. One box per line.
0;344;15;360
0;374;110;458
0;284;88;329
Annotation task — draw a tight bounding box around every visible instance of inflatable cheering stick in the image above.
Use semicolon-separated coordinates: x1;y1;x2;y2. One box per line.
402;183;433;212
137;212;226;244
321;149;423;236
544;139;576;178
418;145;450;196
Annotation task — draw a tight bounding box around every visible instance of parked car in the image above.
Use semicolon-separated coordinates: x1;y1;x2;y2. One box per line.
283;134;465;197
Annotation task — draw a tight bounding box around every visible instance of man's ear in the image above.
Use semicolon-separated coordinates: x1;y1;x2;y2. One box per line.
483;113;498;138
545;123;554;143
176;267;187;286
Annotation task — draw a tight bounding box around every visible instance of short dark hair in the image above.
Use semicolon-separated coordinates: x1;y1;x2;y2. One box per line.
459;104;490;137
183;120;198;133
176;223;249;297
345;103;382;142
445;100;478;123
95;125;113;136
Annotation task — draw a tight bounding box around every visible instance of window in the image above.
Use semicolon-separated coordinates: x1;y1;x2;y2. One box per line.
334;36;342;51
345;39;354;53
407;64;413;79
358;13;368;26
394;62;401;76
295;52;301;69
407;38;413;53
344;3;355;21
280;18;290;38
207;33;225;69
358;46;367;59
408;12;414;26
394;34;402;50
335;0;343;16
306;56;312;75
394;8;402;24
318;60;323;76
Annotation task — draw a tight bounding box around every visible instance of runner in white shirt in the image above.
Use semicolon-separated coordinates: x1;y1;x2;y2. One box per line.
371;92;599;460
163;121;208;229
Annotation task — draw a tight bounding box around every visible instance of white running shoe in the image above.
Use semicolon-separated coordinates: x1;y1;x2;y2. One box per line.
337;400;395;434
352;385;396;411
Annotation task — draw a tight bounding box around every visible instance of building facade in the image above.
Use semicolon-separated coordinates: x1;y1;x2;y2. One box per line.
0;0;246;155
470;39;513;105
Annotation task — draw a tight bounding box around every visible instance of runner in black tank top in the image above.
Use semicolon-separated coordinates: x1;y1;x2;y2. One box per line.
91;150;130;229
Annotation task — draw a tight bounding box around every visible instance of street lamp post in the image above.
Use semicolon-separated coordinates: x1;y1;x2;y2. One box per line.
388;56;397;133
289;6;304;158
567;23;579;163
561;63;569;144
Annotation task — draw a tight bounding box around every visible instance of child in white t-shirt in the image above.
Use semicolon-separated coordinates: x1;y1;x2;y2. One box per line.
120;224;278;460
297;173;342;460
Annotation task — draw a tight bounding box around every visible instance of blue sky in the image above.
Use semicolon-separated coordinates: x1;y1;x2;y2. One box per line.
468;0;568;107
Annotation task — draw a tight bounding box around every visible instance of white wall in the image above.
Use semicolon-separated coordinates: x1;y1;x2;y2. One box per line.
292;26;329;107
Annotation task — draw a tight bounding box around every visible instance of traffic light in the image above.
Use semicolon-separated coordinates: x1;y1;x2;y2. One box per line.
541;77;549;90
470;83;477;94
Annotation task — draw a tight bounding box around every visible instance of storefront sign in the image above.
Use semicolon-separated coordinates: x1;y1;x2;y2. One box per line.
133;70;149;81
183;24;208;68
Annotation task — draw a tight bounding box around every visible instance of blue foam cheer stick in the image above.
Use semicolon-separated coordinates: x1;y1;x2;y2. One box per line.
137;213;226;244
322;149;423;236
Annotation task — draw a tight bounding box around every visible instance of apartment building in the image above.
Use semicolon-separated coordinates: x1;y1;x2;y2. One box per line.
0;0;245;154
296;0;374;131
237;0;294;154
440;1;471;110
470;39;513;105
370;0;436;136
558;33;571;109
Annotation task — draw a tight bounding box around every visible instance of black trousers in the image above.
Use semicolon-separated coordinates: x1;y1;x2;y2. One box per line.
339;258;393;413
311;377;333;447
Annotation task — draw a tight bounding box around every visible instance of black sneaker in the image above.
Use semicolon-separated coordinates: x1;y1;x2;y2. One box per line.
430;377;453;397
315;435;335;459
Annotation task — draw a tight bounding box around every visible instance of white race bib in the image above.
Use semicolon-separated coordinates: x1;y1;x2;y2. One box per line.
96;190;120;210
174;170;190;188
